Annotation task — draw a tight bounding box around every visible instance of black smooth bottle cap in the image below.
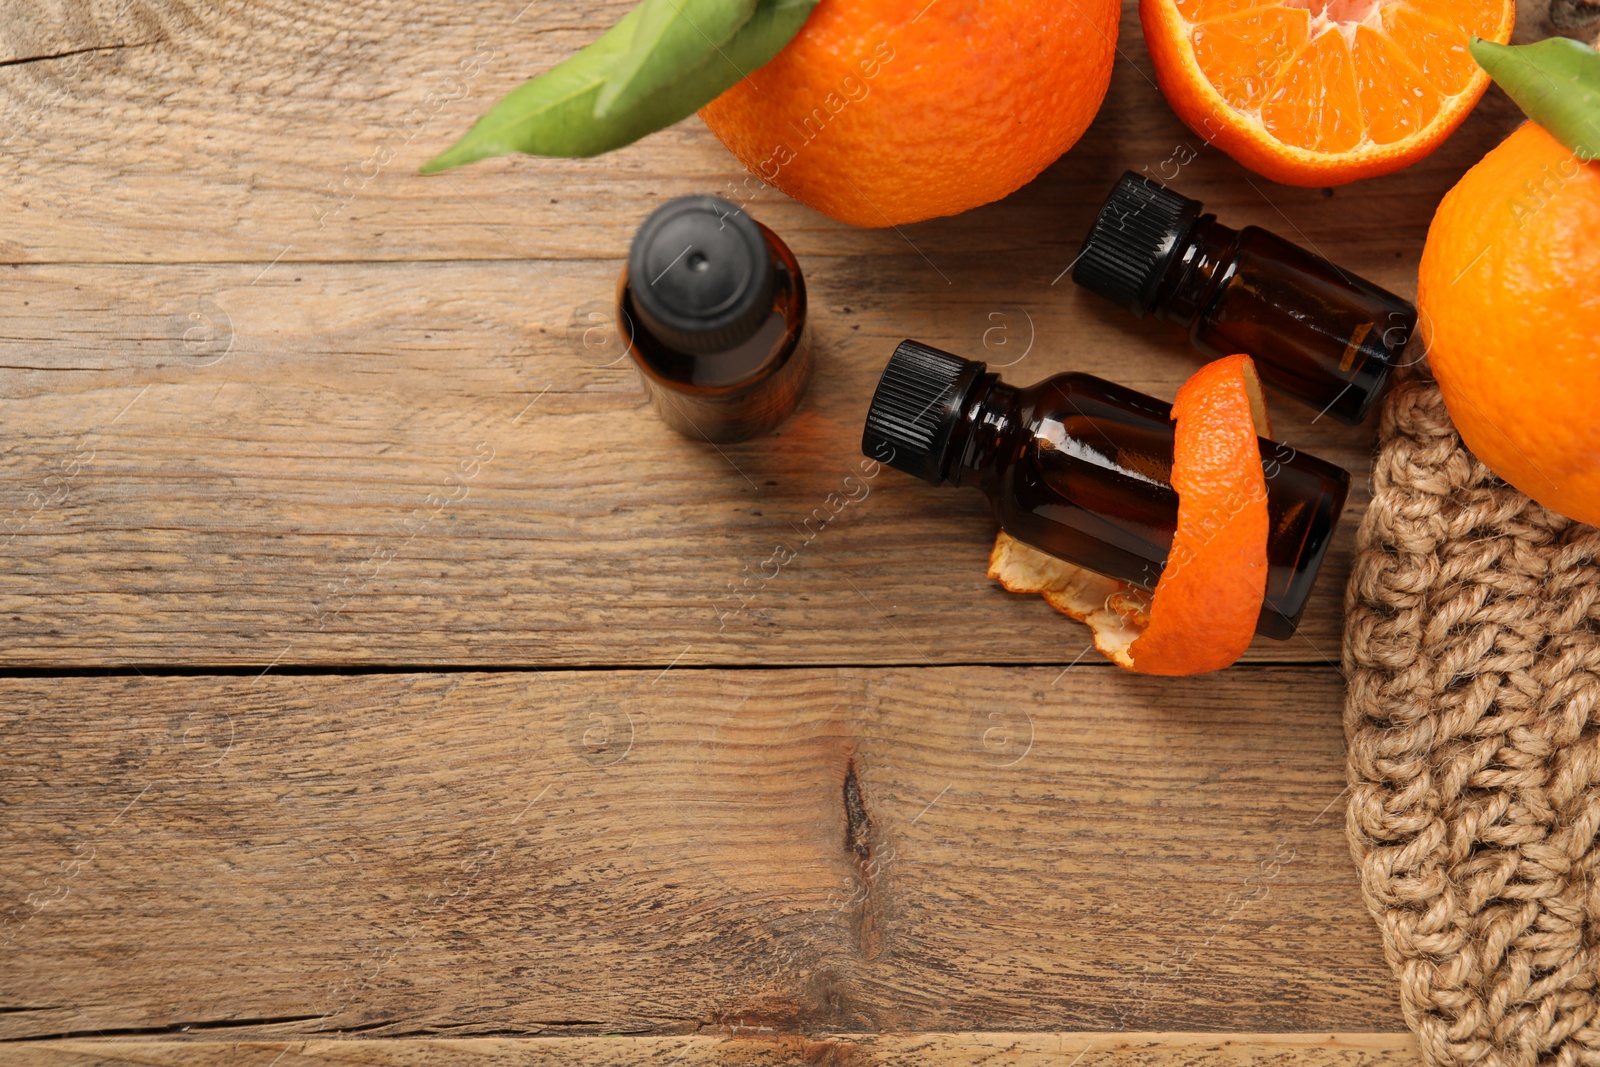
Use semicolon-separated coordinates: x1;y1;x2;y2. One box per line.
1073;171;1203;317
861;340;986;486
627;196;775;355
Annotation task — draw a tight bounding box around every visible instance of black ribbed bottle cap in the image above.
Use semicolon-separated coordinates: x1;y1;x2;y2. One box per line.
861;340;986;485
627;196;774;355
1072;171;1202;317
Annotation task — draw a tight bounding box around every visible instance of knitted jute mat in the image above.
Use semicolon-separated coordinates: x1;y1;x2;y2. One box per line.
1344;368;1600;1067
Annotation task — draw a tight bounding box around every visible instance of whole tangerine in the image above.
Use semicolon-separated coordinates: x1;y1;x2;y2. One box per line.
698;0;1121;227
1419;121;1600;527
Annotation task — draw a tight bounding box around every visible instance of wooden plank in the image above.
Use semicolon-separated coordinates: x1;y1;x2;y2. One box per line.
0;0;1520;668
6;1033;1421;1066
0;0;1523;265
0;668;1399;1040
0;258;1371;667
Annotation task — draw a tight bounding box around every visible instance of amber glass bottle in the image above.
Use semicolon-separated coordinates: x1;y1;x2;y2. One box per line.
619;196;809;443
1073;172;1416;425
861;341;1350;639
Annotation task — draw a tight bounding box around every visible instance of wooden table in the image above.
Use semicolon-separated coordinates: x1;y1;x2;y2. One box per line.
0;1;1528;1062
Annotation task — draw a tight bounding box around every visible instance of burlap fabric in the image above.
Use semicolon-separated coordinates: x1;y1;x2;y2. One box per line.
1344;369;1600;1067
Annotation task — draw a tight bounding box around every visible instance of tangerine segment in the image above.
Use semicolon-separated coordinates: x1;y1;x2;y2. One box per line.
1260;26;1364;152
1192;8;1311;110
1379;5;1478;95
1350;25;1441;145
1398;0;1509;38
1176;0;1262;23
1125;355;1269;677
1141;0;1515;185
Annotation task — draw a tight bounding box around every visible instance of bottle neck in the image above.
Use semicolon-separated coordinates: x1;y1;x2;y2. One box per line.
946;376;1018;491
1151;214;1239;325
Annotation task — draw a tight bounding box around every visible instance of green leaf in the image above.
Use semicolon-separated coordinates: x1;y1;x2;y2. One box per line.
594;0;760;120
420;10;641;172
1471;36;1600;161
420;0;815;174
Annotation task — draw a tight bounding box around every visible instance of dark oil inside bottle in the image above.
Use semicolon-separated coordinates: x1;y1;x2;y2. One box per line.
1156;219;1414;425
1073;174;1416;426
956;373;1348;640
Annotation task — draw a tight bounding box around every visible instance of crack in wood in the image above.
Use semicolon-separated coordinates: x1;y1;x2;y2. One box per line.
841;758;885;964
0;41;162;70
843;760;872;861
0;1013;327;1041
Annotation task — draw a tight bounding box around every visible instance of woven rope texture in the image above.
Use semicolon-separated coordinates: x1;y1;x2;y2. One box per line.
1344;371;1600;1067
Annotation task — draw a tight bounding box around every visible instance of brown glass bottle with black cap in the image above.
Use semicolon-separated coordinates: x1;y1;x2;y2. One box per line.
861;340;1350;639
1073;172;1416;425
619;196;809;443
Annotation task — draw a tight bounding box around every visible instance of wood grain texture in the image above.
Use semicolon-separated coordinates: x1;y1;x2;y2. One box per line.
7;1033;1422;1066
1;0;1462;1049
0;0;1527;668
0;668;1399;1040
0;257;1372;667
0;0;1522;265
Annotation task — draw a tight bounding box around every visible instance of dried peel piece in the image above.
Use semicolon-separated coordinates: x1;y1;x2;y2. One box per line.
988;532;1151;668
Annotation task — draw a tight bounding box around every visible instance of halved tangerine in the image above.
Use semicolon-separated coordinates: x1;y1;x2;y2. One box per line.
1141;0;1515;186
